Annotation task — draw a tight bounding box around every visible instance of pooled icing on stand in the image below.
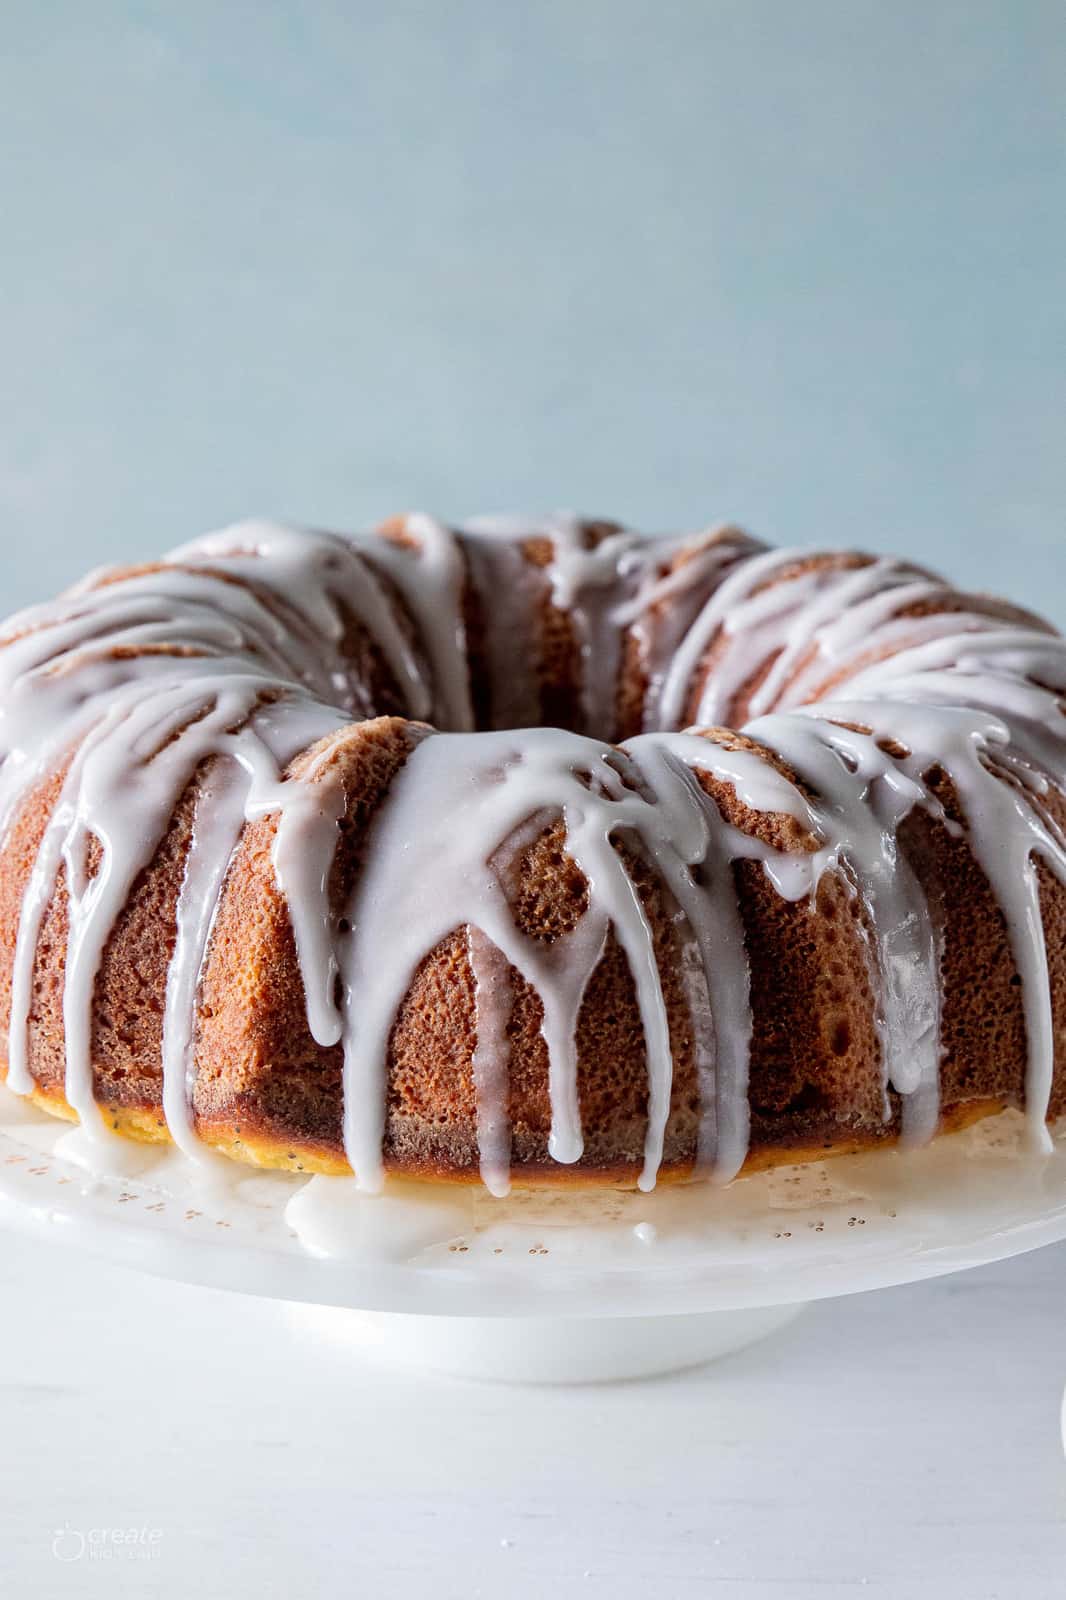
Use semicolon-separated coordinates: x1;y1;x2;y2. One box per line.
0;516;1063;1196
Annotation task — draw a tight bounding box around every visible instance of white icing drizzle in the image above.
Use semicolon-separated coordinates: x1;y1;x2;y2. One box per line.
0;532;395;1133
804;690;1066;1152
613;527;763;732
464;512;640;737
462;515;760;740
327;725;814;1191
746;714;944;1142
170;521;435;720
658;546;819;730
0;516;1063;1199
538;516;641;737
466;926;515;1197
161;758;249;1161
362;514;474;730
656;549;955;731
622;734;762;1181
746;562;936;717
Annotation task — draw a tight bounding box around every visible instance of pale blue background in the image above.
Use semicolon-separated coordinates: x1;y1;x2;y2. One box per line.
3;2;1064;617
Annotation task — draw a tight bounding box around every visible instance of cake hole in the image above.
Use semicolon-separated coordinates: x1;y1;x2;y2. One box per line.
830;1019;851;1057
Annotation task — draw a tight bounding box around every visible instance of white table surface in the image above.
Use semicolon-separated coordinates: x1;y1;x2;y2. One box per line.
1;1230;1064;1598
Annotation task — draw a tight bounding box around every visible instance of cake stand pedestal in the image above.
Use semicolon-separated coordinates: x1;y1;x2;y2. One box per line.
340;1303;807;1383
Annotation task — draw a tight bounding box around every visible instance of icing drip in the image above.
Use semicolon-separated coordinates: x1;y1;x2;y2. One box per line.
4;671;347;1127
294;718;817;1187
658;547;821;730
168;521;434;719
363;514;474;730
612;527;763;732
466;926;515;1197
464;513;641;738
656;549;955;731
745;561;944;719
802;692;1066;1151
162;759;249;1161
322;725;821;1191
747;714;944;1142
462;516;761;740
621;734;761;1180
0;537;374;1133
538;516;642;737
324;729;632;1190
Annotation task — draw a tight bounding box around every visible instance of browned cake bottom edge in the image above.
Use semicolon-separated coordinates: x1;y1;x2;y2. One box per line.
1;1067;1012;1189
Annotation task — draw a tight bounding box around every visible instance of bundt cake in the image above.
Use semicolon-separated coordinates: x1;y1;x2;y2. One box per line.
0;515;1063;1197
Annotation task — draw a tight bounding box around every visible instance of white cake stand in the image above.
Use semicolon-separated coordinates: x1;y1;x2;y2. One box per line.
3;1087;1066;1382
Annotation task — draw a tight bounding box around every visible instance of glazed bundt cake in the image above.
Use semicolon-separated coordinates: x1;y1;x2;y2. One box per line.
0;515;1064;1196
